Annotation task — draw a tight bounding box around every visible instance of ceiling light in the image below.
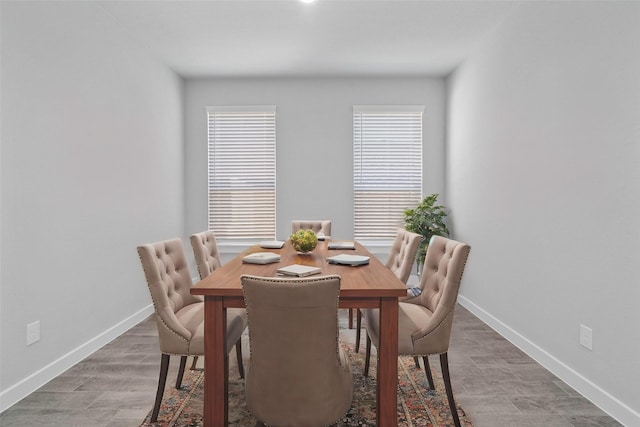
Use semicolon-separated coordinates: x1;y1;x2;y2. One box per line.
300;0;316;3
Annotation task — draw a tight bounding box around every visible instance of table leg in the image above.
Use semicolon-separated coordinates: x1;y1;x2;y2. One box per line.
203;296;228;427
377;297;399;427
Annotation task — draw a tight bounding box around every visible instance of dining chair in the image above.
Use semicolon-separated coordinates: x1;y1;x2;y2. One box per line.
354;228;421;349
189;230;223;279
189;230;247;371
290;219;332;236
361;236;470;427
241;274;353;427
137;238;248;422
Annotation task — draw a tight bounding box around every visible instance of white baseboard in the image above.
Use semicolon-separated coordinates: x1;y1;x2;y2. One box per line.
458;295;639;427
0;304;154;413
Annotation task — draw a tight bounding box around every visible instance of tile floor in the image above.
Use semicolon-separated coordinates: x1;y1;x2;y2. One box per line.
0;305;623;427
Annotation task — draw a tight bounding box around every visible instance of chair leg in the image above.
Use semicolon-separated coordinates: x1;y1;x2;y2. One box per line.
151;354;170;422
348;308;354;329
440;352;461;427
176;355;188;389
414;356;420;368
190;356;199;370
236;338;245;379
364;334;372;377
422;356;435;390
355;309;362;353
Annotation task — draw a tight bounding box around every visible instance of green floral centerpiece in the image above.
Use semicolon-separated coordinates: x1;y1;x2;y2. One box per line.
290;229;318;253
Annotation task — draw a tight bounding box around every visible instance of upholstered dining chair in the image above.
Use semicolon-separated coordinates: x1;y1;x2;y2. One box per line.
189;230;244;370
291;219;332;236
361;236;470;427
354;228;422;348
189;230;223;279
137;238;248;422
241;274;353;427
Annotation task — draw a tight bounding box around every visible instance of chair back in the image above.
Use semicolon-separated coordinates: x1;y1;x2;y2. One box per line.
385;228;422;283
409;236;470;348
189;230;222;279
137;238;202;353
291;220;331;236
241;274;352;427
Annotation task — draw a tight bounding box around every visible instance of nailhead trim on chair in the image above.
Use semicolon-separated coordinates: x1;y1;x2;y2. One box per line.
137;250;192;347
240;274;348;427
241;275;344;363
412;309;455;345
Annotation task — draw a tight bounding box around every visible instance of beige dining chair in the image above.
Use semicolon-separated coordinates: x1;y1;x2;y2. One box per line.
189;230;223;279
137;238;248;422
241;274;353;427
354;228;422;350
189;230;246;371
291;219;332;236
361;236;470;427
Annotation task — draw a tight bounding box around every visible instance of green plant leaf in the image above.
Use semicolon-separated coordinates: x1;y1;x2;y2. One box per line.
403;193;450;263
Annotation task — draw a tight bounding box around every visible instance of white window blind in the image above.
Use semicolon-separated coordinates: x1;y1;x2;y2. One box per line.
207;106;276;241
353;106;423;240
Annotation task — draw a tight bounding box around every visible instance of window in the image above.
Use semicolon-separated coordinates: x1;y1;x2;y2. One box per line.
207;106;276;240
353;106;423;240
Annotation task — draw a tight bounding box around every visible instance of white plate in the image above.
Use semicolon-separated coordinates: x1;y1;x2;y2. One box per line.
259;240;285;249
277;264;322;277
242;252;281;264
326;254;370;266
327;241;356;250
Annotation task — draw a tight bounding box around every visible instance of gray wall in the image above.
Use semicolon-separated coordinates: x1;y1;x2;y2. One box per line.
0;1;185;409
447;2;640;424
184;77;446;260
2;1;639;424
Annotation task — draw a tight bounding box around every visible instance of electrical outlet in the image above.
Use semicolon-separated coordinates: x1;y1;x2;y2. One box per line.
579;324;592;351
27;321;40;346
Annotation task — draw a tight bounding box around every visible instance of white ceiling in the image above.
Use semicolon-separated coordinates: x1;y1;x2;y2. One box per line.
96;0;521;78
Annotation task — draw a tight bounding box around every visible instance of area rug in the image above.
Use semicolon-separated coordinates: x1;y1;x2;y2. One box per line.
141;341;472;427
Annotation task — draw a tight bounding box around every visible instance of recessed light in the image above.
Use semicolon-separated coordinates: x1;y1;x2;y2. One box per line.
300;0;316;3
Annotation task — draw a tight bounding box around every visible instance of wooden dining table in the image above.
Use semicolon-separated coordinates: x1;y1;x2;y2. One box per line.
190;239;407;427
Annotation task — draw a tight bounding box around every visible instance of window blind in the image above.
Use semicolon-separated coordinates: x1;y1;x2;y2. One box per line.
353;106;423;240
207;106;276;240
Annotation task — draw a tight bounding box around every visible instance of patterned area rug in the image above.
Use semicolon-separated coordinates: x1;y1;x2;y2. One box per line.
141;340;473;427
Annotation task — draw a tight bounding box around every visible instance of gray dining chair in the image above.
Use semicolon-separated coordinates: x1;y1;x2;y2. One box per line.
241;274;352;427
361;236;470;427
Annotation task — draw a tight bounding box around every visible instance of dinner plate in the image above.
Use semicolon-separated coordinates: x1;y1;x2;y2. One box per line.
259;240;285;249
242;252;281;264
327;241;356;250
326;254;370;266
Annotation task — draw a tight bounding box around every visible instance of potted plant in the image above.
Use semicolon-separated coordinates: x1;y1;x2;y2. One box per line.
403;194;450;272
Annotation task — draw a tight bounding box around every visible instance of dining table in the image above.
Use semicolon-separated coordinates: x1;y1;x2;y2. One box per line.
190;239;407;427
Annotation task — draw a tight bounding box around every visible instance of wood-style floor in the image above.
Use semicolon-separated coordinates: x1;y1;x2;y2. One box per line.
0;305;622;427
